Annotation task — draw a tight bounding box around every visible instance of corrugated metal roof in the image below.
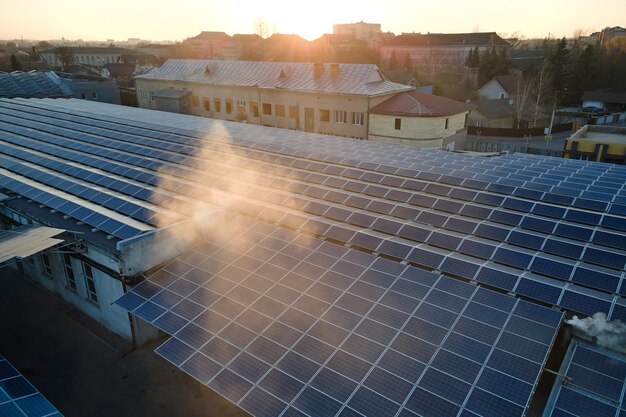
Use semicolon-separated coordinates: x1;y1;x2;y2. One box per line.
386;32;510;47
369;90;475;117
0;71;72;98
136;60;412;96
153;88;191;99
0;225;64;264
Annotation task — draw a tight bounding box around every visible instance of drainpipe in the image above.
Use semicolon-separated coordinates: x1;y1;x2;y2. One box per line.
258;87;262;126
366;95;371;140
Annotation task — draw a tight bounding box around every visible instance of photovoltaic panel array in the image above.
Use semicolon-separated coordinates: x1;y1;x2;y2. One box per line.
1;98;624;323
116;215;563;417
543;340;626;417
0;355;63;417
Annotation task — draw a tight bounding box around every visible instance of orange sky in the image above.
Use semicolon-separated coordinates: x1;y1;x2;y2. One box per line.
2;0;624;41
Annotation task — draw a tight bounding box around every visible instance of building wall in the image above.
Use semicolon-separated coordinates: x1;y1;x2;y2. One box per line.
368;112;468;147
62;79;121;105
468;110;515;128
135;79;397;139
478;80;509;100
41;52;123;68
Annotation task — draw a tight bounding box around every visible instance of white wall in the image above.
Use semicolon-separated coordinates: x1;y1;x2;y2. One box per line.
478;79;509;100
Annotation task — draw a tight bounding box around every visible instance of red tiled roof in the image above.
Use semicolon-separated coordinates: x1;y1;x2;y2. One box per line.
369;90;475;117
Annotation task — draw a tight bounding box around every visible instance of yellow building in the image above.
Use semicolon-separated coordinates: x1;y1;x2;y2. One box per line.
135;60;411;140
368;90;474;148
564;125;626;164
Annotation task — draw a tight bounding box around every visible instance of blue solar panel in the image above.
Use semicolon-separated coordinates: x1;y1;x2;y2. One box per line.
544;342;626;417
0;355;64;417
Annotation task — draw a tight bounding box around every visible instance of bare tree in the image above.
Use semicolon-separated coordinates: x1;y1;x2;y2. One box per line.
56;46;74;69
532;58;553;127
254;18;276;39
512;76;534;129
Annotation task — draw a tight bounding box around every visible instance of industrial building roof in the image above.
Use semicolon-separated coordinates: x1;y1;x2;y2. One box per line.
135;60;412;96
2;97;626;417
369;90;475;117
0;71;71;98
385;32;510;47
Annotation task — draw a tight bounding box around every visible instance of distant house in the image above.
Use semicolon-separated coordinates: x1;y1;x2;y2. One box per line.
135;59;411;139
478;74;521;100
581;91;626;112
333;21;382;45
135;44;173;58
382;69;418;87
221;34;263;61
368;90;474;147
380;32;510;85
510;49;546;77
263;34;310;62
102;63;136;87
468;98;516;128
40;47;147;68
183;31;230;59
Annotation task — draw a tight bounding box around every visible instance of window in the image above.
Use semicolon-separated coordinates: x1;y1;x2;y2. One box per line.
41;253;53;276
445;117;449;129
394;118;402;130
139;90;146;100
262;103;272;116
225;99;233;114
320;109;330;122
214;98;221;113
203;97;211;111
149;92;154;101
334;110;347;124
80;92;87;99
192;95;199;106
289;106;298;119
25;256;35;266
83;263;98;303
500;93;505;99
63;254;77;292
236;99;246;113
351;112;365;126
91;92;98;99
250;102;259;117
276;104;285;117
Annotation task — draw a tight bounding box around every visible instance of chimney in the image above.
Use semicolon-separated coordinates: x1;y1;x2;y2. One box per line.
330;63;340;77
313;62;324;77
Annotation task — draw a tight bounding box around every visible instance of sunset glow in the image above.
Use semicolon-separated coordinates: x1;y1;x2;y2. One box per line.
2;0;625;41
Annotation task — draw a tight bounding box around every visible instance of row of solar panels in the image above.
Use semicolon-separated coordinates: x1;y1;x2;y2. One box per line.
3;100;626;207
0;355;63;417
1;102;626;320
116;215;564;417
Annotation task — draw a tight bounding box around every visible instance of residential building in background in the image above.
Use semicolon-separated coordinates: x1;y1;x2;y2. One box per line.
333;21;382;44
135;59;411;139
380;32;510;85
477;74;520;100
183;31;230;59
368;90;474;147
599;26;626;46
40;46;148;68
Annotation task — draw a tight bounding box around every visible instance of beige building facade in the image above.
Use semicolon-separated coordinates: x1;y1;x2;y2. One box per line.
368;90;473;147
135;60;410;140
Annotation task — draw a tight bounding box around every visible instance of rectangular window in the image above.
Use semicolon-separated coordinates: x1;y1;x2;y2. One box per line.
63;254;77;292
41;253;53;276
203;97;211;111
91;92;98;99
25;256;35;266
80;92;87;99
225;100;233;114
150;92;154;101
276;104;285;117
320;109;330;122
394;118;402;130
289;106;298;119
250;102;259;117
214;98;221;113
236;99;246;113
192;95;199;106
445;118;449;129
262;103;272;116
334;110;347;124
351;112;365;126
83;263;98;303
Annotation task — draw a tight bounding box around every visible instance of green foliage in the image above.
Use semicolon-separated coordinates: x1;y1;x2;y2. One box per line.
548;37;569;93
478;47;509;85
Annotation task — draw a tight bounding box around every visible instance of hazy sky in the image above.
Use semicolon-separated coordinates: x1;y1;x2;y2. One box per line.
2;0;624;42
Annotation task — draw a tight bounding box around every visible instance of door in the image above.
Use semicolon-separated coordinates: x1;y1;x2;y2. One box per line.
304;107;314;133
